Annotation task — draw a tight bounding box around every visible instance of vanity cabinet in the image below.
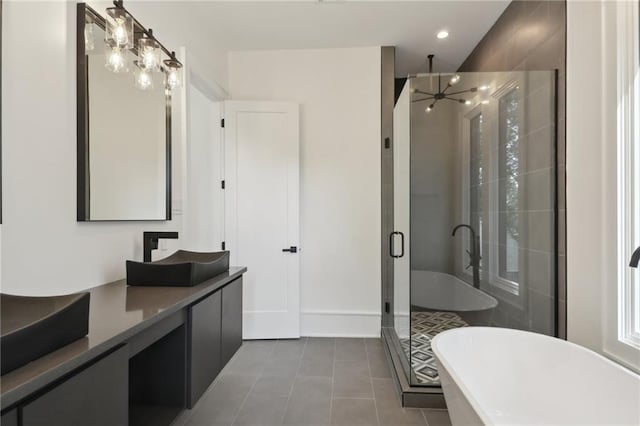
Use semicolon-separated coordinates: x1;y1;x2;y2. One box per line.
188;290;222;407
1;269;246;426
187;277;243;407
1;409;18;426
21;345;128;426
221;277;243;366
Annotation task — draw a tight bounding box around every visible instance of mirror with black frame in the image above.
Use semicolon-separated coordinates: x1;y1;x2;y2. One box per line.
77;3;172;222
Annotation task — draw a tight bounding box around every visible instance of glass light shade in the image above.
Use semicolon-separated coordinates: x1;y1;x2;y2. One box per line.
84;23;95;52
135;66;154;90
138;37;161;72
165;66;183;89
105;7;133;49
105;47;128;73
449;74;461;85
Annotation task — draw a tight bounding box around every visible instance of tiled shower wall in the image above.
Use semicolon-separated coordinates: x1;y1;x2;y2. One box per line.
458;0;567;338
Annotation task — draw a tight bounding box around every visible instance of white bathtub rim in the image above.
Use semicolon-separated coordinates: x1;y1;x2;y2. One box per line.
431;327;640;426
411;270;498;313
432;327;494;425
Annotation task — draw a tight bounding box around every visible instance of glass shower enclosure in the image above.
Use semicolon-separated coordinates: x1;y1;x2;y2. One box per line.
390;71;557;387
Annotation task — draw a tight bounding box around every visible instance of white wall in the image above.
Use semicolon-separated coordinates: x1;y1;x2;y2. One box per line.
228;48;382;337
183;84;223;252
1;2;221;295
566;0;608;352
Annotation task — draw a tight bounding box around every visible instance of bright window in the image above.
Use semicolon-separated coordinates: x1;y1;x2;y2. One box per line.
469;113;484;270
498;89;520;285
603;0;640;371
616;2;640;349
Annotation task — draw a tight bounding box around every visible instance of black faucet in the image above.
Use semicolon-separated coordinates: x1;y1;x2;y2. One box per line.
630;246;640;268
452;224;481;289
143;231;179;262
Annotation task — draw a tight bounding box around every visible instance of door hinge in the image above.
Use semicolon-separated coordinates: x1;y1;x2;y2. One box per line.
384;302;390;314
220;118;225;128
221;180;226;189
221;241;226;250
384;137;390;149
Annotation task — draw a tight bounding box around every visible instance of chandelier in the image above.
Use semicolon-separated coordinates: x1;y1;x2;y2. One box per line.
412;55;483;112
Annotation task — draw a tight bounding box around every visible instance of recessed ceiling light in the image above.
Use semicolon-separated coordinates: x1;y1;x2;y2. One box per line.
436;30;449;39
479;85;490;91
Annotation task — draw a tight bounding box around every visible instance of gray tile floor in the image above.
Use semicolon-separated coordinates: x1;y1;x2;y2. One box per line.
174;337;452;426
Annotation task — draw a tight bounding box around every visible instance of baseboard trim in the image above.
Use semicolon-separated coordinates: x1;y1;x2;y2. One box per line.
300;310;381;338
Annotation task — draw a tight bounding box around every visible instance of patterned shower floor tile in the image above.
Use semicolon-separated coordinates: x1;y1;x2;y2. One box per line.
401;311;468;385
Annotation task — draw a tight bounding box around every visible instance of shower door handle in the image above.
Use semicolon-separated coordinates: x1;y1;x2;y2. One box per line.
390;231;405;258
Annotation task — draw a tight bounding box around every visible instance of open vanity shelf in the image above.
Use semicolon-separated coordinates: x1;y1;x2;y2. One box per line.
0;268;246;426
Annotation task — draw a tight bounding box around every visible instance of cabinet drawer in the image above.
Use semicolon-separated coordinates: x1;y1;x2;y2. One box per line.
221;277;243;366
21;345;128;426
188;290;222;407
1;408;18;426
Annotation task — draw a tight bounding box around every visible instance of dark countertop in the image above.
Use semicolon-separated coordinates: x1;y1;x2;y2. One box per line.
0;267;246;410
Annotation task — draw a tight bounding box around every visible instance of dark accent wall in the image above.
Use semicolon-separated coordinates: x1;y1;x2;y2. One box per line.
458;0;567;339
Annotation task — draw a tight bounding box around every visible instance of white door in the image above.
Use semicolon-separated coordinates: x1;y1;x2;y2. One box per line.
223;101;300;339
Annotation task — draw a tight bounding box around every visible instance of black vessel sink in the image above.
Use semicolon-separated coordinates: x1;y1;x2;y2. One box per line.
126;250;230;287
1;292;90;375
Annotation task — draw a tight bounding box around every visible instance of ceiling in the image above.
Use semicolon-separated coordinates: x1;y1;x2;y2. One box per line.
162;1;510;77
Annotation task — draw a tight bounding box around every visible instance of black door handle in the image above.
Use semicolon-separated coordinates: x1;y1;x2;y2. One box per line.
389;232;405;258
282;246;298;253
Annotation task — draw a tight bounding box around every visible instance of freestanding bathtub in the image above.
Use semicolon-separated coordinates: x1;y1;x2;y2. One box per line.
411;271;498;325
432;327;640;425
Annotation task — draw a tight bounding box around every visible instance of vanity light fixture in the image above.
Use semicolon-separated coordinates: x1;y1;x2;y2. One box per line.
164;51;183;89
84;22;95;52
413;55;479;113
134;62;154;90
105;47;128;73
138;31;161;72
105;2;133;49
98;0;183;91
437;30;449;39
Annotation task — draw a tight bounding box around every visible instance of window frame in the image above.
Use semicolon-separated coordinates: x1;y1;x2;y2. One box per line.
460;106;484;284
491;81;523;297
603;0;640;372
497;87;522;286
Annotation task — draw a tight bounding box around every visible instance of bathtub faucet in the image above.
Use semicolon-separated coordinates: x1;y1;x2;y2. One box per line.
630;246;640;268
452;224;481;289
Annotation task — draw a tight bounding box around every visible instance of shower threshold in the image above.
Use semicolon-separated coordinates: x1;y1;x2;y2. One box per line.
380;327;447;409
